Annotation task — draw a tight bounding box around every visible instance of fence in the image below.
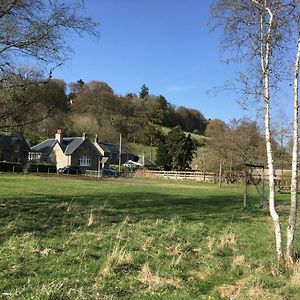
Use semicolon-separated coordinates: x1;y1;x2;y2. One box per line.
85;170;133;178
85;170;101;178
142;170;217;182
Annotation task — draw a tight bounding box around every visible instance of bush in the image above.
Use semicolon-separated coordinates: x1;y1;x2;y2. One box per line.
26;163;57;173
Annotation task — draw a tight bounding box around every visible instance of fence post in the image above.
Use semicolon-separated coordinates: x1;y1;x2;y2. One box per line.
244;166;247;208
13;165;15;173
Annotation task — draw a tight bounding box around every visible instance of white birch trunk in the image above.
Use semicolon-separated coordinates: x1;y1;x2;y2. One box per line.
265;99;283;262
287;27;300;264
262;6;284;263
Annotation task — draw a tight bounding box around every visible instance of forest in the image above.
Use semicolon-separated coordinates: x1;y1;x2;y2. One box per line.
0;77;206;145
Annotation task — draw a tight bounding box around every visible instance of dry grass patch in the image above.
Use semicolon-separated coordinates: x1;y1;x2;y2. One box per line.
218;276;285;300
140;235;154;252
246;286;283;300
208;232;237;253
219;285;274;300
166;244;183;256
33;247;53;256
290;262;300;288
217;276;251;299
101;244;133;277
138;263;182;291
166;244;184;268
232;255;246;268
86;209;94;227
219;284;242;299
219;232;237;250
170;253;183;268
188;269;212;281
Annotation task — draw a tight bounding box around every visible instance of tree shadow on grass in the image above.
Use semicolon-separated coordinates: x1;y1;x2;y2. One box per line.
0;190;266;245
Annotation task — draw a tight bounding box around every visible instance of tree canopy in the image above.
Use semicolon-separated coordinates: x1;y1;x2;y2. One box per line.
0;0;98;130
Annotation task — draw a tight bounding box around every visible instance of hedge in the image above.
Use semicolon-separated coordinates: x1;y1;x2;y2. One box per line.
0;162;57;173
0;162;24;172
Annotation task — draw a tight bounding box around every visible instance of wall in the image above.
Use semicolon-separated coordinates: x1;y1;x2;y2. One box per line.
52;143;69;169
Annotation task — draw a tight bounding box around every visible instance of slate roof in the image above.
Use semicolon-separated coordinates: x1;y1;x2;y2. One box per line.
97;141;135;155
97;142;119;154
31;139;55;154
31;137;86;155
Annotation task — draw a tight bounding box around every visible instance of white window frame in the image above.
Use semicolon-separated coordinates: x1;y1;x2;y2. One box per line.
79;156;92;167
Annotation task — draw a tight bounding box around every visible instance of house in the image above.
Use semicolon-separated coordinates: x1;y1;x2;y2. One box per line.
0;133;31;164
94;138;138;165
29;128;101;172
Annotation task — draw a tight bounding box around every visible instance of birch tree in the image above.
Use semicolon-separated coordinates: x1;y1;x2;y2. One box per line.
287;14;300;264
210;0;293;263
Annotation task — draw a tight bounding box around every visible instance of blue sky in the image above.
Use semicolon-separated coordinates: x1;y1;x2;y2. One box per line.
53;0;290;123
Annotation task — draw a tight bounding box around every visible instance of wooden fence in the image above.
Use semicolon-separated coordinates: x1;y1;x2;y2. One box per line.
141;170;217;182
85;170;101;178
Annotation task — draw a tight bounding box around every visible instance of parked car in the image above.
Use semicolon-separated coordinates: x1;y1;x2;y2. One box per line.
58;165;83;175
101;167;117;176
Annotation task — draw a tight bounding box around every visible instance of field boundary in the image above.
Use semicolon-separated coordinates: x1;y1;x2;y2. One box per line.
140;170;217;182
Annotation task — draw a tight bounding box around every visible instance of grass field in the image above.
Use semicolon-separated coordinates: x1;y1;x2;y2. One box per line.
0;175;299;299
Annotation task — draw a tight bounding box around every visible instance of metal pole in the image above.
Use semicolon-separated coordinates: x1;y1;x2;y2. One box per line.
98;158;100;178
218;161;222;188
119;133;122;173
262;166;266;209
150;136;152;161
244;166;247;208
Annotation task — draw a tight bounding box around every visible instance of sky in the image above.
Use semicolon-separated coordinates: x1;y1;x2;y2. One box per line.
53;0;291;124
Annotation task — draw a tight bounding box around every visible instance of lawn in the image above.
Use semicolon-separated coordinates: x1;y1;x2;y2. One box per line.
0;174;299;299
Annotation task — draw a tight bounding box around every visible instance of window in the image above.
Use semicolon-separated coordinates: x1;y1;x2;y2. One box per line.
79;156;91;166
28;152;42;161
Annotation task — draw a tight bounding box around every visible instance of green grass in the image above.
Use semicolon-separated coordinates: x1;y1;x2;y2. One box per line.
0;175;299;299
128;142;156;161
161;126;208;145
127;128;208;162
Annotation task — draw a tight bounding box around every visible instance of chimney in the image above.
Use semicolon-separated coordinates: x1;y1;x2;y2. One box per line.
55;128;63;144
94;134;98;143
82;132;87;140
